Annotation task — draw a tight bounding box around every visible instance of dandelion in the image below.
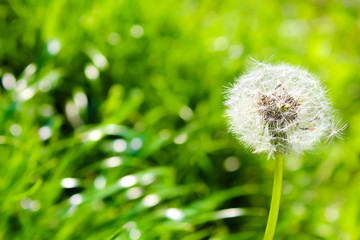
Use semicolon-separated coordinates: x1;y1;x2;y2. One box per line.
225;62;343;157
224;61;346;240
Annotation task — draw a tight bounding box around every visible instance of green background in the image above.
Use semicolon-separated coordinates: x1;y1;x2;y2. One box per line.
0;0;359;239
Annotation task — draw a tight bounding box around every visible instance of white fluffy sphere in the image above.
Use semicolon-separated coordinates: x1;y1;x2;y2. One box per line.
225;62;340;157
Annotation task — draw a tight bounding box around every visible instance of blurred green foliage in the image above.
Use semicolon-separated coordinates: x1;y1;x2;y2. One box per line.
0;0;359;239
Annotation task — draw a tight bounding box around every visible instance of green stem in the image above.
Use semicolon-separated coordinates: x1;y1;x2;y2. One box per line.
263;154;283;240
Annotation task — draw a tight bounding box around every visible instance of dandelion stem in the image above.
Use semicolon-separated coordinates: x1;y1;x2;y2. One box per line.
263;154;283;240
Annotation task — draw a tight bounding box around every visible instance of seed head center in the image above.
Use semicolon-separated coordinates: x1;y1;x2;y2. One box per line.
258;90;299;125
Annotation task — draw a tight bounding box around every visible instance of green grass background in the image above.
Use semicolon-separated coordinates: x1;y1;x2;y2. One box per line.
0;0;359;239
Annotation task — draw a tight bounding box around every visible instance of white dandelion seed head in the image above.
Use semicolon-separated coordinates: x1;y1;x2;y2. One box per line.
224;62;344;158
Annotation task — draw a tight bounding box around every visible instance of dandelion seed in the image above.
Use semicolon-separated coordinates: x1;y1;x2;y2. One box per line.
326;122;347;143
224;62;344;158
